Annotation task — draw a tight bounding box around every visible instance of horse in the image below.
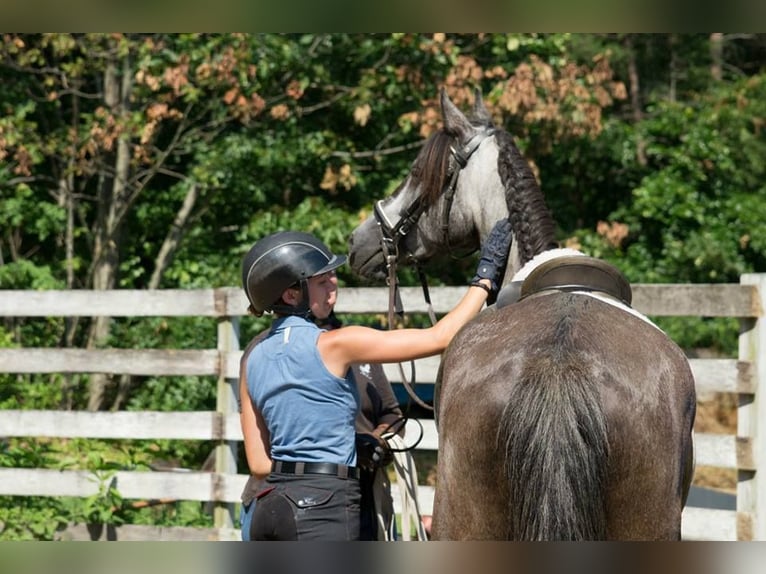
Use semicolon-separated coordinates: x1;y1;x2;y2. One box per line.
348;89;696;540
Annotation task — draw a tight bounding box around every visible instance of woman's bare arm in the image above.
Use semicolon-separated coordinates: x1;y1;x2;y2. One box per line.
239;348;272;479
318;280;490;377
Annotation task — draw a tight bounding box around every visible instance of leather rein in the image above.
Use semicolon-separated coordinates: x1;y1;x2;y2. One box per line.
372;127;495;412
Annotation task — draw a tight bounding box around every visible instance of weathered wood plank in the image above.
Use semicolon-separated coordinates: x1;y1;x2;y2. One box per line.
53;493;737;541
405;418;438;451
0;282;761;542
8;349;733;395
690;358;754;395
56;523;241;542
0;409;245;442
737;273;766;540
390;486;737;540
0;410;226;441
337;284;762;317
631;284;761;318
0;468;249;503
381;357;751;395
0;284;760;319
681;507;737;541
0;349;748;397
407;418;746;470
0;289;223;317
695;434;755;471
2;410;750;472
224;350;242;379
0;348;221;375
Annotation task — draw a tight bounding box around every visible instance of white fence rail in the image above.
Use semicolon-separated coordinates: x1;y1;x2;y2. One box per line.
0;278;763;540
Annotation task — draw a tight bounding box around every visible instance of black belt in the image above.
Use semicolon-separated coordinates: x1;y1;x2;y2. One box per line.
271;460;359;480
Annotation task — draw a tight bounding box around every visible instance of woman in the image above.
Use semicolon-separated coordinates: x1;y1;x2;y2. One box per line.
238;310;404;542
239;223;511;541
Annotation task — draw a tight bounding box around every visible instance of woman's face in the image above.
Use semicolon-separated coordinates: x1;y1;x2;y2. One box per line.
307;270;338;320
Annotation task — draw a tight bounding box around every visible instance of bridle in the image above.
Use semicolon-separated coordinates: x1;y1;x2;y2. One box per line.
374;126;496;265
372;126;496;411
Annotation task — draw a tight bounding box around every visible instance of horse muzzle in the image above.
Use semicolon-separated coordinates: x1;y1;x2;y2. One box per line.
348;231;388;280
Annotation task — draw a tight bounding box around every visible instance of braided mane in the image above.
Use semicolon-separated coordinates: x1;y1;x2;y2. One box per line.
495;130;558;265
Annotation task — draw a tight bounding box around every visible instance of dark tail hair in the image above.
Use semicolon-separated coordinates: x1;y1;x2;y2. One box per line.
497;357;609;540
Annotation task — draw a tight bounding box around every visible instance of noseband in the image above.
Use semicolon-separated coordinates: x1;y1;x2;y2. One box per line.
372;126;495;411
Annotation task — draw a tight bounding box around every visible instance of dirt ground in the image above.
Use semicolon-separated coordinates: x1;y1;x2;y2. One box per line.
693;393;738;493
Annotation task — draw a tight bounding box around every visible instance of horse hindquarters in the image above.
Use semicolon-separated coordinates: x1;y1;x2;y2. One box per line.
433;303;611;540
599;329;697;540
433;296;694;540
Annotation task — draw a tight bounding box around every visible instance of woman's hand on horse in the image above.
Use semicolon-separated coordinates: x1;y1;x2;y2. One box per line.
472;218;513;298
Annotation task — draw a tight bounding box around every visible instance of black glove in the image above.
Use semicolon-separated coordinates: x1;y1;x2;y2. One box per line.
471;218;513;302
355;432;393;471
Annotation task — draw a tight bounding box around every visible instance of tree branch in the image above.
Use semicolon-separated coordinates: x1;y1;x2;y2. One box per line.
148;181;202;289
297;88;351;115
330;140;423;159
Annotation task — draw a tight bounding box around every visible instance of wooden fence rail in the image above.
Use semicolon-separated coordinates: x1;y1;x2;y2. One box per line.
0;279;764;541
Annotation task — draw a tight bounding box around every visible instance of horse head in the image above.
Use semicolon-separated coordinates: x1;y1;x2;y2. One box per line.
349;89;558;287
349;89;515;283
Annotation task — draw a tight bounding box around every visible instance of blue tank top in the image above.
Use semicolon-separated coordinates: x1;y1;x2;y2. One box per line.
247;315;359;466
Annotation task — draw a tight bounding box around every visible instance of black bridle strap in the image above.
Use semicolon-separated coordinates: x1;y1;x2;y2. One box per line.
374;195;426;245
440;128;495;251
386;258;404;325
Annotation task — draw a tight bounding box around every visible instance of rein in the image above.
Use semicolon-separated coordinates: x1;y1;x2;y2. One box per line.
373;127;495;413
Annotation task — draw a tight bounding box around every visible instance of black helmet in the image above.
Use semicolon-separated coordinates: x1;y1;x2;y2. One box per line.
242;231;346;316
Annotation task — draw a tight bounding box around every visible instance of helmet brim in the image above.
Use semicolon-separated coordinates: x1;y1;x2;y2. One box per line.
312;254;347;276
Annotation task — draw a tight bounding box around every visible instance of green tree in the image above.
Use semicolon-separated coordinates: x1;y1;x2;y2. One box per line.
0;34;281;409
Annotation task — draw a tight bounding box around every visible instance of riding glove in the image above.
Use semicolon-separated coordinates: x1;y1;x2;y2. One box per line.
471;218;513;302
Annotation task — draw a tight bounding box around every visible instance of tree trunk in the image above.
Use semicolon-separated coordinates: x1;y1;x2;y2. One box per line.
624;34;647;166
60;89;80;410
87;54;134;411
60;172;79;409
669;34;678;102
710;33;724;81
109;181;203;410
148;182;201;290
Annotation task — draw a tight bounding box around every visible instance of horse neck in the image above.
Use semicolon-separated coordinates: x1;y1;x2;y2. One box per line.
437;134;509;254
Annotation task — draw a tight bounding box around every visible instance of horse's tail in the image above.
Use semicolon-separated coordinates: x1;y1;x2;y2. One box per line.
498;356;609;540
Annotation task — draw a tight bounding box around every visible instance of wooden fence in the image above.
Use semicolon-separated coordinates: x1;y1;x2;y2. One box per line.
0;276;764;541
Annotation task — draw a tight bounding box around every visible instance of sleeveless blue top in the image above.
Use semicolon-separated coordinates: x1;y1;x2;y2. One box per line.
246;315;359;466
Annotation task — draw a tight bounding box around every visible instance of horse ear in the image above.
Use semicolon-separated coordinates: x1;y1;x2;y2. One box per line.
440;88;473;140
472;88;493;126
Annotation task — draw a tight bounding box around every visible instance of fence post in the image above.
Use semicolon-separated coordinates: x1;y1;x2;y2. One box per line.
738;273;766;540
214;292;240;530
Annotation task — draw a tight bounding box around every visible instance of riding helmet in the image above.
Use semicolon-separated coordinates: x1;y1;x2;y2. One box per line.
241;231;346;316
